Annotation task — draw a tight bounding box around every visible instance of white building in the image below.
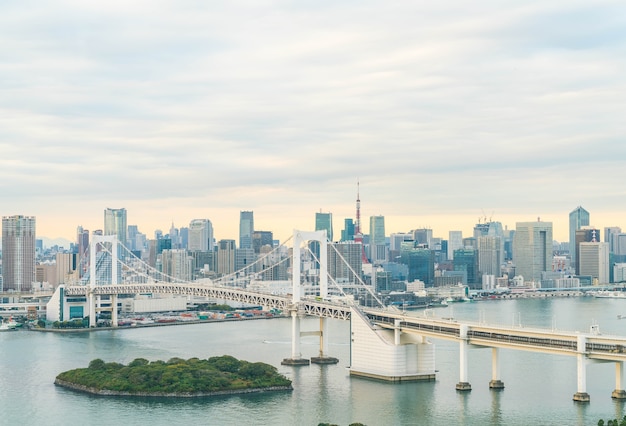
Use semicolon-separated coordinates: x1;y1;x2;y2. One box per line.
579;242;609;284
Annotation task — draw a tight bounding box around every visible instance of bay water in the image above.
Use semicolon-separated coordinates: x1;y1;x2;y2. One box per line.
2;297;626;425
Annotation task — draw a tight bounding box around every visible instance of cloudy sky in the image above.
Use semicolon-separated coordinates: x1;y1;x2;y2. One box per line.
1;0;625;245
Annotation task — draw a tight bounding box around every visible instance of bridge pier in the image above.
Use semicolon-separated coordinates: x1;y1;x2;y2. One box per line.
573;335;590;402
282;308;309;366
88;291;96;328
111;294;118;328
311;317;339;365
456;324;471;391
612;362;626;399
489;348;504;390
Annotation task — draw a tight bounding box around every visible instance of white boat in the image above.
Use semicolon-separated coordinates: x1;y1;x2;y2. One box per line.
0;318;18;331
593;290;626;299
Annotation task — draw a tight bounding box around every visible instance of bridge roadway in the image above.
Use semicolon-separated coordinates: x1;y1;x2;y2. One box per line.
65;283;626;361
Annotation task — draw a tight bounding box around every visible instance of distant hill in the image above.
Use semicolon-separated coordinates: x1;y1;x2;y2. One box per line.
40;237;73;249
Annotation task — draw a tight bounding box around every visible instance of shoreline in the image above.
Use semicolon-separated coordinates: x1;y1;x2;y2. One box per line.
54;378;293;398
31;315;285;333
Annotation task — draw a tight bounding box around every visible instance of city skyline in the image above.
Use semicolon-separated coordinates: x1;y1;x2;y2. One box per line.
2;2;625;245
6;204;626;249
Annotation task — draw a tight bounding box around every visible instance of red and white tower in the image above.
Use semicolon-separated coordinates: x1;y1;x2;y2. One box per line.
353;181;369;264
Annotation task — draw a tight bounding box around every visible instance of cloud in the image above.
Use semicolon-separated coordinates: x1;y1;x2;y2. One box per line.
1;0;625;241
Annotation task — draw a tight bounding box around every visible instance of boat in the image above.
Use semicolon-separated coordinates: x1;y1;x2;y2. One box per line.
593;290;626;299
0;317;18;331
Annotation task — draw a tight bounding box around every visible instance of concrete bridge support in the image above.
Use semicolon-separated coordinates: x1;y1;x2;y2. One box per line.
489;347;505;389
573;335;590;402
282;308;309;366
311;317;339;364
349;308;435;381
456;324;471;391
612;362;626;399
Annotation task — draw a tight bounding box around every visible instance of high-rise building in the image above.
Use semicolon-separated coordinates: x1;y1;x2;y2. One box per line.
104;208;127;247
569;206;590;266
579;242;609;284
217;239;236;275
453;248;478;286
448;231;463;261
2;215;36;292
252;231;273;254
315;211;333;241
341;218;355;242
574;227;601;274
400;241;435;285
328;241;362;284
369;215;386;263
239;211;254;250
188;219;214;252
477;236;502;277
161;249;193;282
513;220;553;283
412;229;432;248
605;227;622;254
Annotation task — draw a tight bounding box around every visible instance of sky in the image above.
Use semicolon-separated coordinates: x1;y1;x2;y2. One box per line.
1;0;626;246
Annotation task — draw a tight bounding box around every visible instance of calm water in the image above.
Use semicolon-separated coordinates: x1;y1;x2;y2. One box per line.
2;297;626;425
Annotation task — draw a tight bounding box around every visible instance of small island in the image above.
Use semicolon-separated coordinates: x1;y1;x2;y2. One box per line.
55;355;292;397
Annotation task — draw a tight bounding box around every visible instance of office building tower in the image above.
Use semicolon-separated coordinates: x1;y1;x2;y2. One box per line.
161;249;193;282
328;241;363;284
252;231;273;254
412;228;432;248
478;235;502;277
315;211;333;241
448;231;463;261
453;248;479;286
77;226;89;256
217;239;236;275
400;241;435;285
579;242;609;284
104;208;127;247
2;215;36;292
341;218;355;242
574;227;601;274
513;220;553;283
188;219;214;252
239;211;254;250
569;206;590;266
605;227;622;254
369;215;386;263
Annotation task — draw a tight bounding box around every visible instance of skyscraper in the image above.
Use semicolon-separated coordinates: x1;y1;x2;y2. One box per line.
579;242;609;284
315;211;333;241
569;206;590;266
369;215;386;263
2;215;36;292
341;218;355;242
239;211;254;249
217;239;236;275
513;220;553;283
448;231;463;261
104;208;127;247
188;219;214;252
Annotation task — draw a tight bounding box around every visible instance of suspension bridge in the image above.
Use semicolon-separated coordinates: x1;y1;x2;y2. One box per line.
47;230;626;402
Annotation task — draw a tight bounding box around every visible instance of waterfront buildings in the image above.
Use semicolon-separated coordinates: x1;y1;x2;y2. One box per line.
2;215;36;292
513;220;553;283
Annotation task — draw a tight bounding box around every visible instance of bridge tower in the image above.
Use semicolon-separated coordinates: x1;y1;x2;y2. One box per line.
282;230;338;366
87;235;120;328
